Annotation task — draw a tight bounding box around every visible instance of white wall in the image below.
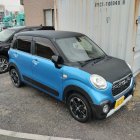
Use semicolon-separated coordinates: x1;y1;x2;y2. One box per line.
134;0;140;75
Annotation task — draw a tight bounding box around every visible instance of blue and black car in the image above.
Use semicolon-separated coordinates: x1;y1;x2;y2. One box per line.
8;31;136;123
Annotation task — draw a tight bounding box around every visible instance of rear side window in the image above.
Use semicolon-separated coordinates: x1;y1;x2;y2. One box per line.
35;41;54;59
17;39;31;53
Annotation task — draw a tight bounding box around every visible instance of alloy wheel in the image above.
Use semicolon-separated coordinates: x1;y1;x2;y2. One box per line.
0;57;8;73
10;69;20;86
69;97;88;120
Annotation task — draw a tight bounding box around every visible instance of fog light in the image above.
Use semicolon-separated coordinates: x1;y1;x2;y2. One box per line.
103;104;109;114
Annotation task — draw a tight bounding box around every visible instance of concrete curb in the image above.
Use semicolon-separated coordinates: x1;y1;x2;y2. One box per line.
0;129;80;140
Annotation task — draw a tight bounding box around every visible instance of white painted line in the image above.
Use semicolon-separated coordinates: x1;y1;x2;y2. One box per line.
0;129;79;140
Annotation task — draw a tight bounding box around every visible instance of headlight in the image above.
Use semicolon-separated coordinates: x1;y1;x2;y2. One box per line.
90;74;107;90
127;63;132;70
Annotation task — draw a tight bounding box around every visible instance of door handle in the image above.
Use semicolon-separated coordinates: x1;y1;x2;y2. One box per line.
13;53;18;58
32;59;39;65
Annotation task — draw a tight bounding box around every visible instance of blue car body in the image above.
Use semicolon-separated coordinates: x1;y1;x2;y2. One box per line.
8;30;135;121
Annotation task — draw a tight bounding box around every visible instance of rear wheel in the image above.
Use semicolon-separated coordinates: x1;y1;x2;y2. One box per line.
0;56;9;74
67;93;92;123
10;68;22;88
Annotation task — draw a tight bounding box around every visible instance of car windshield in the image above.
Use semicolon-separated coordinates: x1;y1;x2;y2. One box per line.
56;36;106;63
0;29;15;42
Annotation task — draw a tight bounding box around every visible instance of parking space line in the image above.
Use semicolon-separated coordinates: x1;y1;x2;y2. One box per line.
0;129;79;140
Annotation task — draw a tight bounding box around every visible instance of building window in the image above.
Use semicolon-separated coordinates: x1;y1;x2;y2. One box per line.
20;0;24;5
44;9;54;26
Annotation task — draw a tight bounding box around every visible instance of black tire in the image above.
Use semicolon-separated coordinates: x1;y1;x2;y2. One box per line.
0;55;9;74
10;68;22;88
67;93;92;123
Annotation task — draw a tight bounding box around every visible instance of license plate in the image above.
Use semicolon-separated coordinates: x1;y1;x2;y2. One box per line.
115;96;125;109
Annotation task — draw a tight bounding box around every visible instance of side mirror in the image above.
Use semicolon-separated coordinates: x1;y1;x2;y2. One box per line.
51;55;64;68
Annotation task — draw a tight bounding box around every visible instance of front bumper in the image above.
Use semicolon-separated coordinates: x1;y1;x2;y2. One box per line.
91;86;135;119
106;94;132;118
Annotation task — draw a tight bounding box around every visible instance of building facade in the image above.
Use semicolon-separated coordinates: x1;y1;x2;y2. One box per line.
21;0;54;26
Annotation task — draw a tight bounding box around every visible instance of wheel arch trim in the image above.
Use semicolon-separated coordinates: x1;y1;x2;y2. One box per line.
63;85;93;104
9;62;19;71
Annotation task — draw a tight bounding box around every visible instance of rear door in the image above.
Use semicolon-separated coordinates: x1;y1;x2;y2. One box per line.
32;37;63;98
12;36;33;79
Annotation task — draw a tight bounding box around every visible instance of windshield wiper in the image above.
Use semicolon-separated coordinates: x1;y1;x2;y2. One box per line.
81;56;105;67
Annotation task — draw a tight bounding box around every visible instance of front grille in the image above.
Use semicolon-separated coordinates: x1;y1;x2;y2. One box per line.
112;74;132;96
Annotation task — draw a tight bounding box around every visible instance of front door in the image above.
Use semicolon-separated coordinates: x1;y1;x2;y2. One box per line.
32;37;63;98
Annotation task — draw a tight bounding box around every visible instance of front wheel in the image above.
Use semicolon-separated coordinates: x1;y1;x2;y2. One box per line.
10;68;22;88
0;56;9;74
67;93;92;123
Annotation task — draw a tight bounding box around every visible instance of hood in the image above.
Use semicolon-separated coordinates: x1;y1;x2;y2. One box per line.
80;56;132;83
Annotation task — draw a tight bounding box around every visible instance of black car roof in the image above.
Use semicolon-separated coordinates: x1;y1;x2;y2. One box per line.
15;30;84;39
8;26;55;32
